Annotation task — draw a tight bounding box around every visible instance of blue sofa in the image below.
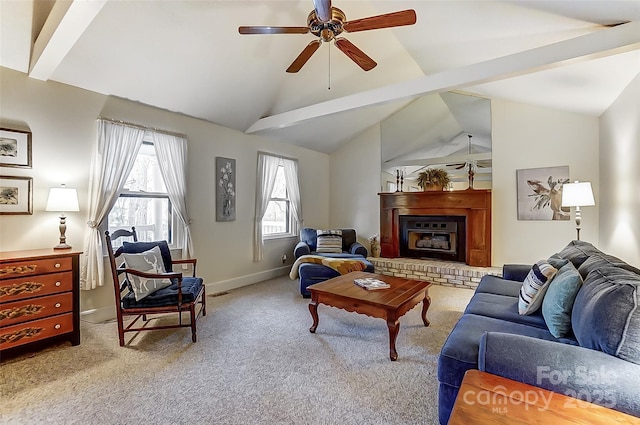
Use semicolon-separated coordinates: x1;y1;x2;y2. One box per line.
438;240;640;424
293;227;373;297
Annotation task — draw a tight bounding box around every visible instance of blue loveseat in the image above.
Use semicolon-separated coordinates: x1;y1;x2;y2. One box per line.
438;240;640;424
293;227;373;297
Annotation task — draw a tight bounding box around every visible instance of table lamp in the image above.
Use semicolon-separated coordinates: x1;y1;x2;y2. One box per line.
561;181;595;240
46;184;80;250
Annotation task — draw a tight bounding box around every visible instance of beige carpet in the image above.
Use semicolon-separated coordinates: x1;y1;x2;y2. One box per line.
1;276;473;425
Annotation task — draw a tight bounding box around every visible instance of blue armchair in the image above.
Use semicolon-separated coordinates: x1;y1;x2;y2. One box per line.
293;227;373;297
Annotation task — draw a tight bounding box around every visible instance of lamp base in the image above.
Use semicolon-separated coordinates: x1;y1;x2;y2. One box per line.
54;243;72;250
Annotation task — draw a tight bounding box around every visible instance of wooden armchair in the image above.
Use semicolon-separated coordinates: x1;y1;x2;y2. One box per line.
105;227;206;346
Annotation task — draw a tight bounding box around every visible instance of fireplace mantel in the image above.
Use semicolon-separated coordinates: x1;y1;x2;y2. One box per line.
379;190;492;267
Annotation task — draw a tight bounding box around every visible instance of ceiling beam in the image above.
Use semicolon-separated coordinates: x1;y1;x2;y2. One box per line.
246;21;640;134
29;0;108;81
386;152;493;168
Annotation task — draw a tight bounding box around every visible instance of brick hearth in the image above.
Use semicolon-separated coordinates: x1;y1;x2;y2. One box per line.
368;257;501;289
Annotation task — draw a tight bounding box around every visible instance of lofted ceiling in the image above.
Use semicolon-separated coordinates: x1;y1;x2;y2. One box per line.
1;0;639;156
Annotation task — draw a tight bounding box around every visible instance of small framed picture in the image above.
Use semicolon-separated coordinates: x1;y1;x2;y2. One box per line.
0;128;32;168
0;175;33;215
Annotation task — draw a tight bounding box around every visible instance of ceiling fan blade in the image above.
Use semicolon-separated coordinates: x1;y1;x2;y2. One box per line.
239;26;309;35
286;40;322;73
313;0;332;23
334;38;376;71
343;9;416;33
446;163;466;169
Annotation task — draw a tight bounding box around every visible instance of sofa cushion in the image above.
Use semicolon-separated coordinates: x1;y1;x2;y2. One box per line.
122;246;172;301
572;266;640;364
518;260;558;315
438;314;575;389
316;229;342;253
465;292;548;329
555;240;602;268
577;253;640;279
541;261;583;338
475;275;522;297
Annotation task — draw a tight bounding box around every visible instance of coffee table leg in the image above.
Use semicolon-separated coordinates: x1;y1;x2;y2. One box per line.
309;301;319;333
387;318;400;361
421;292;431;327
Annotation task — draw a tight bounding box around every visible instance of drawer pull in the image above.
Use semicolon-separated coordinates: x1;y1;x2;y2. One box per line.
55;303;61;308
0;264;38;276
0;327;43;344
55;281;62;287
0;282;45;298
55;263;61;269
0;304;44;321
54;324;61;330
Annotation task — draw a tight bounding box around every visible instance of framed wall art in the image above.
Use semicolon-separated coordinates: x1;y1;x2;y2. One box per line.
0;128;32;168
516;166;570;221
216;157;236;222
0;175;33;215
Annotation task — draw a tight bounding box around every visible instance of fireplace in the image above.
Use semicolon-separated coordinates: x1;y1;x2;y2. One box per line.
400;215;466;262
379;190;491;267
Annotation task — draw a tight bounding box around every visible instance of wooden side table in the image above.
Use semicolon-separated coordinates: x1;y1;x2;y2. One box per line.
448;370;640;424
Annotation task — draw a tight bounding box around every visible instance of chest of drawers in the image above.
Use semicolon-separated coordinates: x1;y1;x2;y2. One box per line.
0;249;81;355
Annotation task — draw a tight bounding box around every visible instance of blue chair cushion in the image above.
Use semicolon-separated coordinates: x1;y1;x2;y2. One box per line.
122;276;203;309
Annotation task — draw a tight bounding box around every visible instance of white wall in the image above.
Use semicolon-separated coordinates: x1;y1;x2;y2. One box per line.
599;73;640;266
491;99;599;265
329;124;381;250
0;67;330;320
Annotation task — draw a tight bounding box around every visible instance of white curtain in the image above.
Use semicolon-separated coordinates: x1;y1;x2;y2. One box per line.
80;120;144;290
152;132;194;259
282;158;303;236
253;153;280;261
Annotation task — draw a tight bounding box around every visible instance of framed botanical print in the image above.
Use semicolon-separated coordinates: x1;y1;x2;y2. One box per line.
0;175;33;215
216;157;236;221
0;128;32;168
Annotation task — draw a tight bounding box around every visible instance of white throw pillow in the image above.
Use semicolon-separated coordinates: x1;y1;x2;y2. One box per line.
122;246;172;301
518;260;558;315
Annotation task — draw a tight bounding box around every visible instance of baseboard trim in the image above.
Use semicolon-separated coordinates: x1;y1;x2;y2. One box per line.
80;306;117;324
205;266;290;294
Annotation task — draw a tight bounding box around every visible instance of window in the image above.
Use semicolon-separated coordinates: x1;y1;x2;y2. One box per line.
107;141;173;246
262;165;292;237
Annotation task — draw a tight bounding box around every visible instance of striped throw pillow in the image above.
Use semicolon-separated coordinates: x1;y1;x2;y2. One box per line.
316;229;343;253
518;260;558;315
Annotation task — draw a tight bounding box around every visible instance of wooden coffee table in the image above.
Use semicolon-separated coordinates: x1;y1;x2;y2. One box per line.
307;271;432;361
449;370;640;424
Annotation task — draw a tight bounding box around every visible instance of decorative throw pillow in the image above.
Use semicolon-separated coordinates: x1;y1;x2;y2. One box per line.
541;261;583;338
571;266;640;364
316;229;343;253
122;246;172;301
518;260;558;315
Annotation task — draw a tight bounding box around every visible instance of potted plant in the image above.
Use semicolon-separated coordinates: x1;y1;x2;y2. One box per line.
416;168;451;191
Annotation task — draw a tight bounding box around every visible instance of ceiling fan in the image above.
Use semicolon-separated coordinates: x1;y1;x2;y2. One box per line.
446;135;492;170
238;0;416;73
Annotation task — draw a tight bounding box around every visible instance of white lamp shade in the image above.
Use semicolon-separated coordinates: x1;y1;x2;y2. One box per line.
46;187;80;212
562;181;595;207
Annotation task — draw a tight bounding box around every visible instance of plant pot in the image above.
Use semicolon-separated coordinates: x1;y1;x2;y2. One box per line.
422;184;444;191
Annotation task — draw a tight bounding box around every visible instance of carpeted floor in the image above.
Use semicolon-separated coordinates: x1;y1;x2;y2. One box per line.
1;275;473;425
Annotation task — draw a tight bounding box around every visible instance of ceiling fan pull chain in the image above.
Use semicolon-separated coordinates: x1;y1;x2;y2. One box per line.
328;42;331;90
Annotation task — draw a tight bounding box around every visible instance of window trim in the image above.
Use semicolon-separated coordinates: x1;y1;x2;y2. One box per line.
105;138;181;249
262;164;295;240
